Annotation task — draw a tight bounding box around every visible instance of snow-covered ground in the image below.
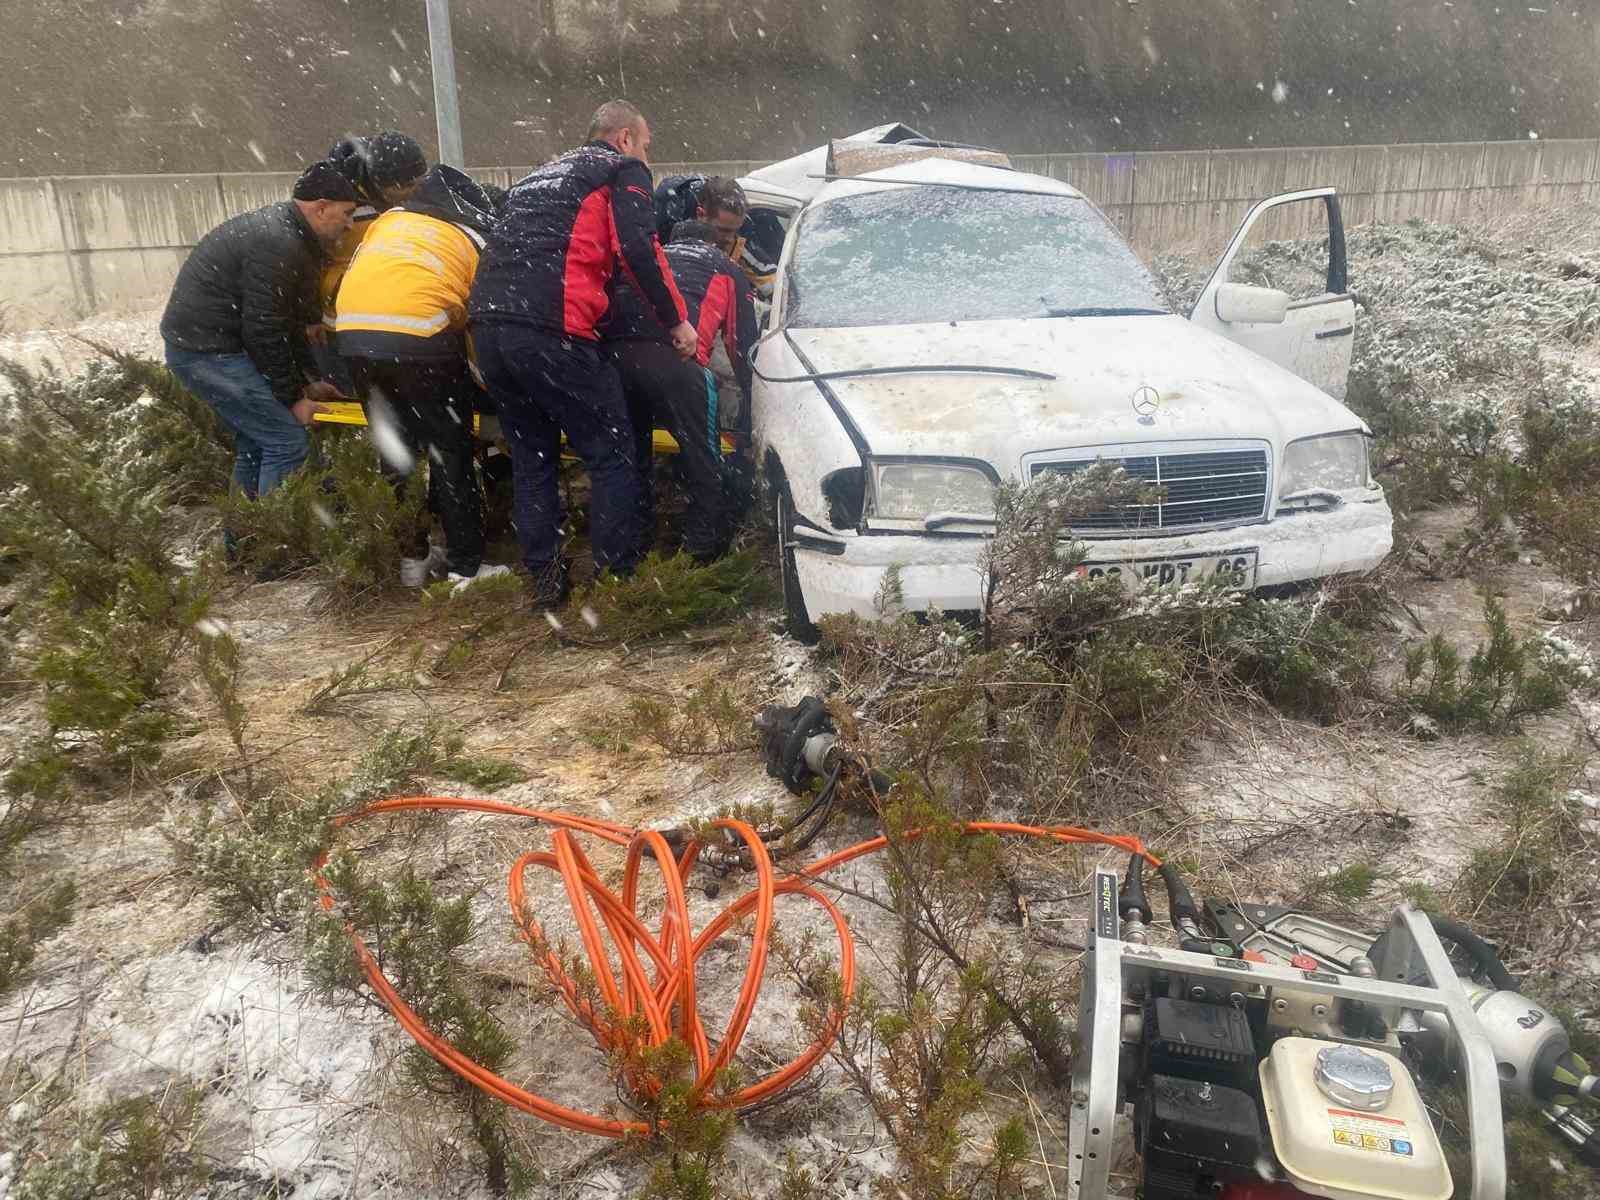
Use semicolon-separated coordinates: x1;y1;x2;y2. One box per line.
0;313;162;386
5;208;1600;1197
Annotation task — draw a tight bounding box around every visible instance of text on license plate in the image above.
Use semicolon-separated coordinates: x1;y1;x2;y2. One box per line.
1076;548;1259;589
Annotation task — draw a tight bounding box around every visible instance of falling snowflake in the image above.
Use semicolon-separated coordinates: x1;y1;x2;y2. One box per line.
364;389;416;472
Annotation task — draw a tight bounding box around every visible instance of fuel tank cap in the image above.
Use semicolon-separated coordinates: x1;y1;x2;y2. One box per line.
1313;1043;1394;1111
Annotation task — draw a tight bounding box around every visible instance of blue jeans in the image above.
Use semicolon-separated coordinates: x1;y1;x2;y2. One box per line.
473;324;644;576
165;345;309;498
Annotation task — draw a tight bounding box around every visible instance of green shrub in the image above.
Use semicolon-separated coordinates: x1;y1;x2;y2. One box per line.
218;429;426;603
6;1080;212;1200
436;749;529;792
0;356;218;768
1459;745;1580;907
1401;597;1573;733
630;1039;739;1200
1216;597;1374;721
308;860;535;1195
569;549;775;642
1520;390;1600;595
77;342;235;505
628;677;758;757
0;880;75;998
176;720;475;934
781;784;1044;1199
1302;863;1377;906
0;746;72;878
1455;743;1588;949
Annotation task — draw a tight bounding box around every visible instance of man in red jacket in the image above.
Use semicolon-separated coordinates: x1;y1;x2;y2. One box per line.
470;99;696;606
604;219;758;563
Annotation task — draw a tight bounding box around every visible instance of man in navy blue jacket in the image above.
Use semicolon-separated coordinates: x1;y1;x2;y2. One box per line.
470;100;695;606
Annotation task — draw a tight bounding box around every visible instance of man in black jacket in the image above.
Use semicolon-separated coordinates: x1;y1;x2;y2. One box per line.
604;219;758;563
470;99;697;605
162;161;356;505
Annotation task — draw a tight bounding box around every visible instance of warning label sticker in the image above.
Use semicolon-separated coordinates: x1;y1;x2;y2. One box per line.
1327;1108;1415;1157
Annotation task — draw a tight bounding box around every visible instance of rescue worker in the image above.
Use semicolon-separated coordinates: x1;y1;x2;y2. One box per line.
162;160;354;524
652;176;775;431
693;178;758;430
653;175;761;286
469;99;697;608
604;218;758;563
334;164;511;591
315;132;428;387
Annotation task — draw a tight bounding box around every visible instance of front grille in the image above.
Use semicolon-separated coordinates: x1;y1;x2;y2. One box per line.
1031;447;1270;534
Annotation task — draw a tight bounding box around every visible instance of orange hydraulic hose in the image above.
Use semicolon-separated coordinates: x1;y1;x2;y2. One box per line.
315;795;1162;1139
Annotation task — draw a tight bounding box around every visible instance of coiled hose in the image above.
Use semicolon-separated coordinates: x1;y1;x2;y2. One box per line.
316;794;1161;1138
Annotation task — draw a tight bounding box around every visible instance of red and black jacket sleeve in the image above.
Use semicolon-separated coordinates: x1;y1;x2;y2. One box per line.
609;159;686;332
691;256;758;398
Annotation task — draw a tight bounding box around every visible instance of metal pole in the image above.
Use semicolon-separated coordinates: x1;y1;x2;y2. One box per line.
424;0;465;168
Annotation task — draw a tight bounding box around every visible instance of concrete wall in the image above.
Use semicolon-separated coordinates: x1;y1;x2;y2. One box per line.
4;139;1596;330
8;0;1598;177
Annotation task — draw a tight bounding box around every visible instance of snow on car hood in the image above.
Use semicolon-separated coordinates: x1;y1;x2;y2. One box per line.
786;315;1368;475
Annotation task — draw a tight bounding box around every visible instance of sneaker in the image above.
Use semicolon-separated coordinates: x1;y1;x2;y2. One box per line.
447;563;513;594
528;560;572;611
399;544;448;588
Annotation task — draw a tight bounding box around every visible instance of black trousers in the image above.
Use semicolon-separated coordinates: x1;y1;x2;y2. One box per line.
473;325;645;576
611;339;731;561
347;355;486;576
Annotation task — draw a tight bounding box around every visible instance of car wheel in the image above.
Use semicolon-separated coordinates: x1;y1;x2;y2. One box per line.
771;475;820;645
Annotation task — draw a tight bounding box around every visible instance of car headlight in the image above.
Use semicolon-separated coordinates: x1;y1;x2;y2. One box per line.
1278;433;1370;501
870;459;997;522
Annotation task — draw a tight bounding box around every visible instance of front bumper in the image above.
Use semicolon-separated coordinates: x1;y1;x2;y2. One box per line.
793;497;1394;620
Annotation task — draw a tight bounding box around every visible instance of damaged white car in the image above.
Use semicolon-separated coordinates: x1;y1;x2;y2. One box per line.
745;152;1393;639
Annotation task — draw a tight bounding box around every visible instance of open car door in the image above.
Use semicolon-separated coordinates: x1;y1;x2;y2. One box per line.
1189;187;1354;400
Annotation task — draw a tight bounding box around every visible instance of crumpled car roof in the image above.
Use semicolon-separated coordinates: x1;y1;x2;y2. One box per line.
808;156;1083;206
737;123;926;205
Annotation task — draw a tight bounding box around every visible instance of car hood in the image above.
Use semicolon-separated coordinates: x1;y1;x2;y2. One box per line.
786;316;1367;474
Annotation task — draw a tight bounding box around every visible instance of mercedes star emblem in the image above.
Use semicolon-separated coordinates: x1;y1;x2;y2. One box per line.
1131;385;1161;419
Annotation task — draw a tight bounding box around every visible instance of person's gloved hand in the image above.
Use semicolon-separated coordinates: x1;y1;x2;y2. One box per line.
670;321;698;360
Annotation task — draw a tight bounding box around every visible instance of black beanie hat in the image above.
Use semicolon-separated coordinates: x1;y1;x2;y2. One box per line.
367;131;428;188
293;160;359;203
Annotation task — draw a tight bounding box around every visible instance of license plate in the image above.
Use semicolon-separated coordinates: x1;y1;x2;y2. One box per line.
1075;548;1259;590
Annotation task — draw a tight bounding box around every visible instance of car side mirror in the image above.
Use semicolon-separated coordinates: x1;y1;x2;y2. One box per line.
1215;282;1290;325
